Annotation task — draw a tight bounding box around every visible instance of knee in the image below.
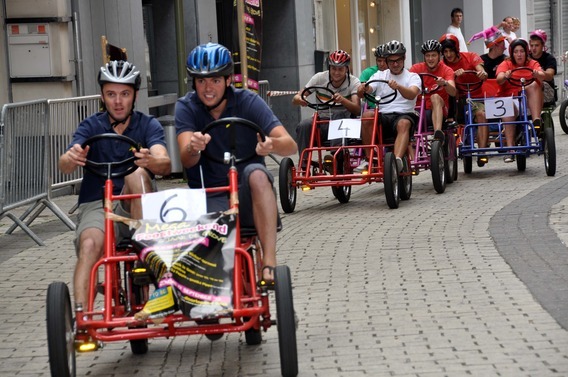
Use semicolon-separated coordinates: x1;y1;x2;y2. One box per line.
249;169;271;191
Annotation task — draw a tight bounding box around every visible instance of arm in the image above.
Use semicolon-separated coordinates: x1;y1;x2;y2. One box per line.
389;80;420;100
474;64;488;80
178;130;211;169
332;93;361;116
134;144;171;176
292;90;308;107
256;125;298;157
58;144;88;174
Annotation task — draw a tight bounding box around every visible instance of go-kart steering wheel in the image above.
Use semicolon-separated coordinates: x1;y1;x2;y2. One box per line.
301;86;337;110
454;70;484;93
81;133;141;179
201;117;267;164
507;67;536;87
418;73;442;94
363;79;398;105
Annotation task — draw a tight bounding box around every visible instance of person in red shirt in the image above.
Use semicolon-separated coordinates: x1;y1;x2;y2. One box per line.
410;39;457;142
440;33;490;166
496;38;546;162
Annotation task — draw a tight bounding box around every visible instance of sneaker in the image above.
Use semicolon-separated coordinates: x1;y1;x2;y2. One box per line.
395;157;404;174
433;129;445;143
504;155;515;163
354;160;369;173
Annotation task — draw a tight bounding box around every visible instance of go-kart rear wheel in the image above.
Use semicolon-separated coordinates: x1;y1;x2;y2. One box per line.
274;265;298;377
430;140;446;194
331;150;352;203
383;152;400;209
560;99;568;134
543;127;556;176
245;322;263;345
279;157;297;213
463;156;472;174
47;281;76;377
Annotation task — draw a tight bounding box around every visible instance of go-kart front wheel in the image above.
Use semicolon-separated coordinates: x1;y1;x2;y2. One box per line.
274;265;298;377
430;140;446;194
331;150;352;204
444;132;458;183
560;99;568;134
279;158;297;213
463;156;472;174
383;152;400;209
398;155;412;201
46;281;76;377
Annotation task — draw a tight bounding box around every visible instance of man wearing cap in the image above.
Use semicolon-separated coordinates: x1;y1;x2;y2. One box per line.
480;31;507;79
529;29;558;105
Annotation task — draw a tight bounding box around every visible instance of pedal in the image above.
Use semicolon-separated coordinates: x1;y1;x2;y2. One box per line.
323;154;333;172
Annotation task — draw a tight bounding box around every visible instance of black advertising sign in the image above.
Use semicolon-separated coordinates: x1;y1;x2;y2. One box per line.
232;0;262;92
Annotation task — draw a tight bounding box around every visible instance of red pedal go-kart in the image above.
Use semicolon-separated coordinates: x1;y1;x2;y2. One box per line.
278;82;412;212
46;118;298;377
411;72;459;193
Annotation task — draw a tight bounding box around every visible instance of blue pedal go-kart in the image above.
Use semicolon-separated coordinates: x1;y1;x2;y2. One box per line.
456;68;555;176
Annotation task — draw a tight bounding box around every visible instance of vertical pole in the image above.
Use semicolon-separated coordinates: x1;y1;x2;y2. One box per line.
174;0;187;97
237;0;248;89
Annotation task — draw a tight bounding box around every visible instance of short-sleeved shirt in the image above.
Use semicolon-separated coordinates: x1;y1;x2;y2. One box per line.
532;51;557;89
409;62;455;109
447;25;468;52
175;86;281;188
481;53;506;79
360;65;379;83
304;71;361;116
367;68;421;113
444;51;485;98
67;111;167;204
495;59;542;97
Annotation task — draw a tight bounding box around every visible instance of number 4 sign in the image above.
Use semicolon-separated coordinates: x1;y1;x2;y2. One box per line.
142;188;207;223
328;118;362;140
485;97;515;118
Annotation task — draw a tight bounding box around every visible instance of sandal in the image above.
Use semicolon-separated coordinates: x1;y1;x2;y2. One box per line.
258;266;275;290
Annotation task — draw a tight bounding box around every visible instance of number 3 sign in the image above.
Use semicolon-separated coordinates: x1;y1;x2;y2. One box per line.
485;97;515;118
142;188;207;223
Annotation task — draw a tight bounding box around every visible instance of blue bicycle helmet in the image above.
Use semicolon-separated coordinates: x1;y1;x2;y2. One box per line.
186;43;234;78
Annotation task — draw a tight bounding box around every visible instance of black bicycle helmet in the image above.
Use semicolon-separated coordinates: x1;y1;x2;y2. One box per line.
98;60;141;90
186;43;234;78
421;40;442;54
384;40;406;56
374;44;387;58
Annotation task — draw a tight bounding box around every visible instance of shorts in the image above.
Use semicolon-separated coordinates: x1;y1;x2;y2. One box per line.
457;98;485;124
205;163;277;229
74;200;133;255
380;112;419;141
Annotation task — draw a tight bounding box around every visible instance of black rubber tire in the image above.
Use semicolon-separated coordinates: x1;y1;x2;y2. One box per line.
560;99;568;134
245;324;263;345
47;282;76;377
398;155;412;201
278;157;297;213
430;140;446;194
444;132;458;183
463;156;472;174
274;266;298;377
516;154;526;171
383;152;400;209
331;150;351;203
543;127;556;176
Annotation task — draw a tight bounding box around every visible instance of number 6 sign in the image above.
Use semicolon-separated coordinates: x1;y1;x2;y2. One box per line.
142;188;207;223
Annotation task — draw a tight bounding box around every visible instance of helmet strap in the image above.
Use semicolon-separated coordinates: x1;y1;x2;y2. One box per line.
110;92;136;129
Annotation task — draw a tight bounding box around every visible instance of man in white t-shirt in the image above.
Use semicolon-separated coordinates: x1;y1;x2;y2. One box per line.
446;7;468;52
499;16;517;56
292;50;361;168
356;40;421;173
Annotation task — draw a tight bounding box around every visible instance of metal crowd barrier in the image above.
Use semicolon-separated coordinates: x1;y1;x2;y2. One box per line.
258;80;270;107
48;95;101;194
0;100;75;245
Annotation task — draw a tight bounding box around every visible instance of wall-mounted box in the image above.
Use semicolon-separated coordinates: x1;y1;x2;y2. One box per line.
8;23;52;77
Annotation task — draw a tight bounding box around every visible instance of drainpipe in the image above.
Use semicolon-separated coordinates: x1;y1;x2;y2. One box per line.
71;0;84;96
174;0;186;97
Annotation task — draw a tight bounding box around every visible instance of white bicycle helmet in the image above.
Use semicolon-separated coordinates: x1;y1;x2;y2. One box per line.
98;60;141;90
